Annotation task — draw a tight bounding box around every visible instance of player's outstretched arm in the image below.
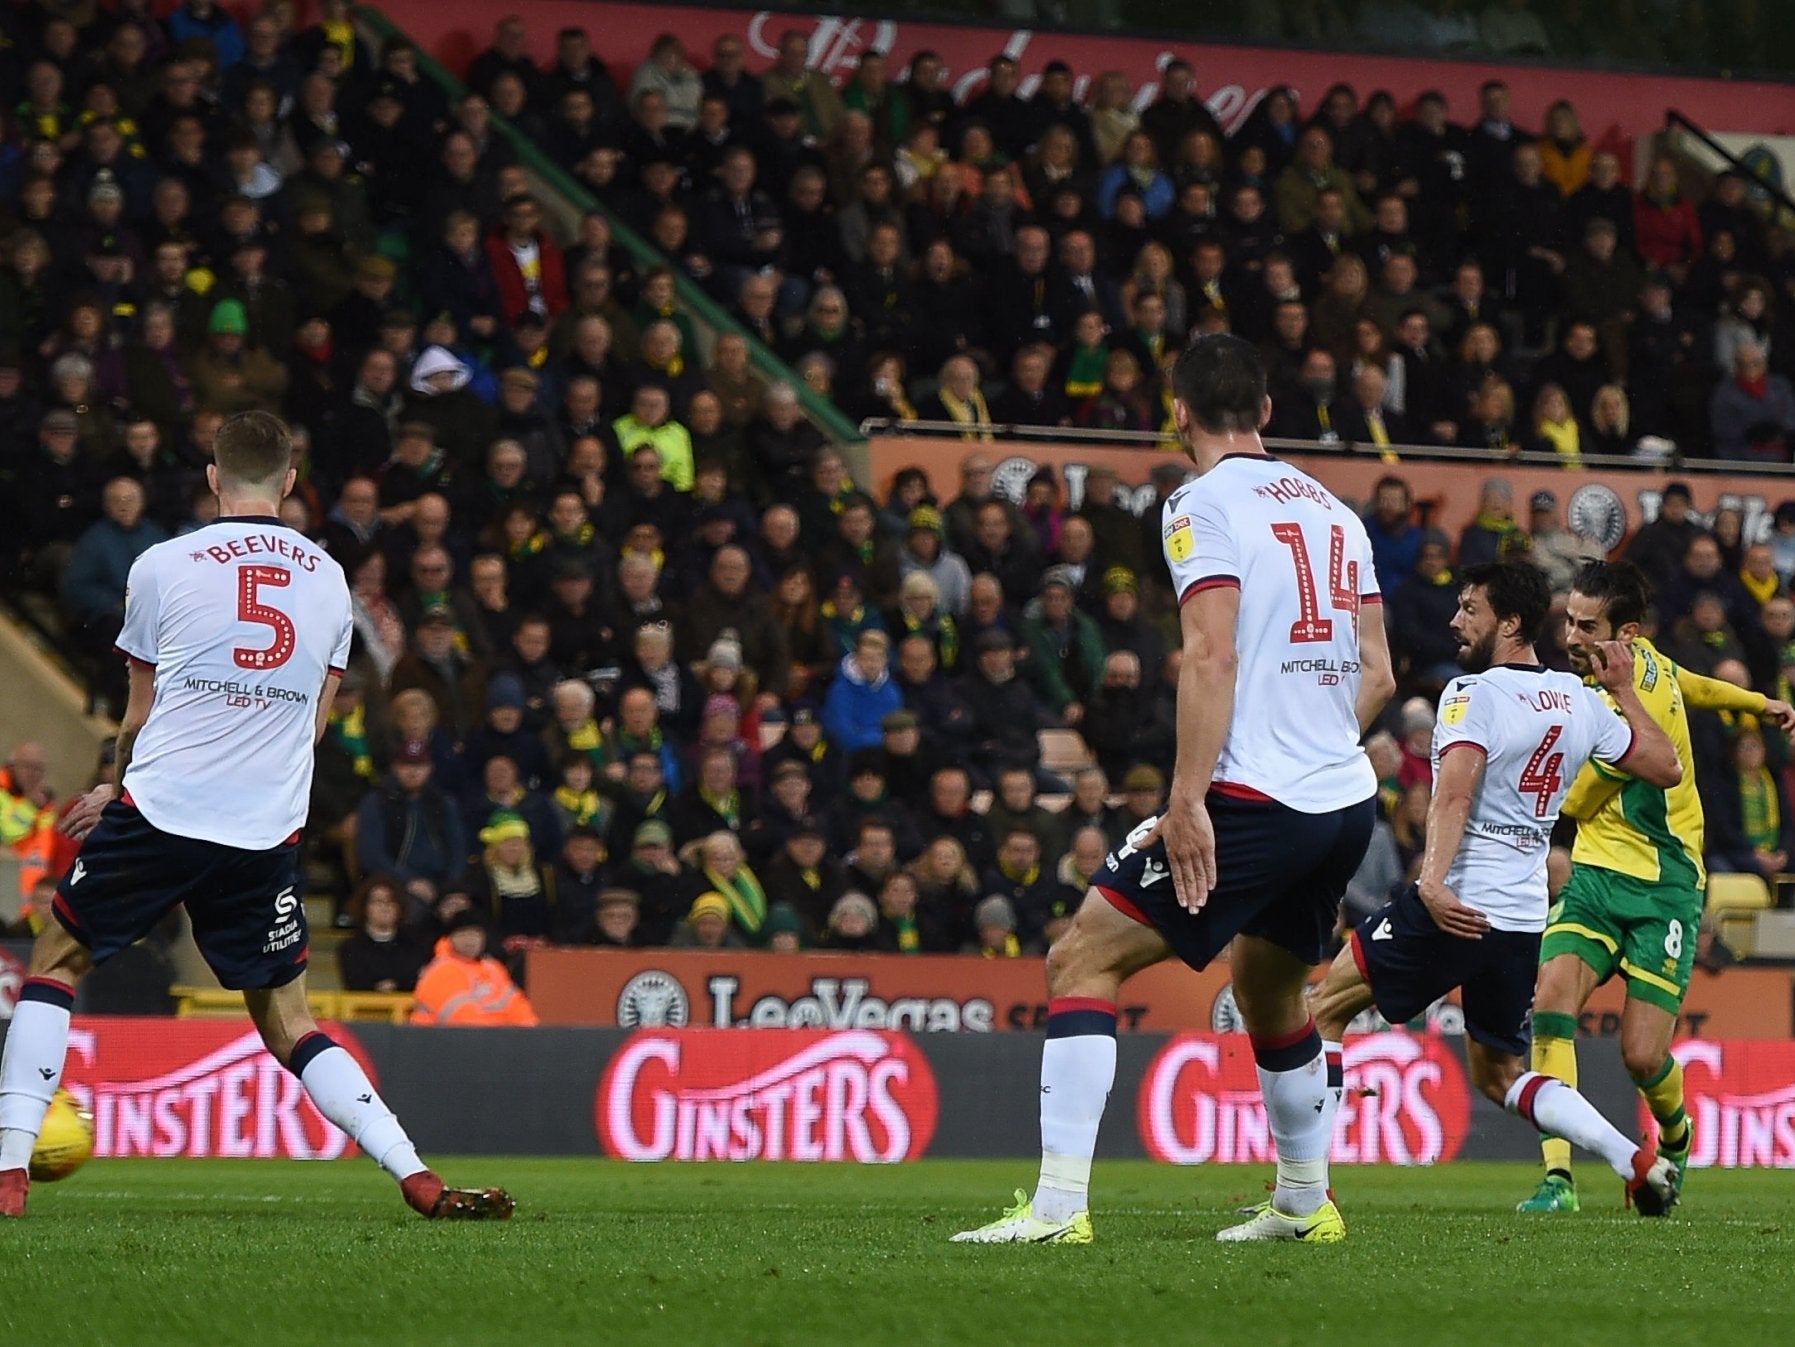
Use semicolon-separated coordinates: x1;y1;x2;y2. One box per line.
1416;743;1490;940
1591;640;1681;788
1355;602;1396;734
1676;664;1767;715
1676;664;1795;732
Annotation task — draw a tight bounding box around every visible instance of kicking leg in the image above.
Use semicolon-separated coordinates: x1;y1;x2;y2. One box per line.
245;980;513;1221
1521;953;1600;1211
952;890;1169;1244
0;926;92;1217
1477;1039;1676;1214
1216;935;1343;1243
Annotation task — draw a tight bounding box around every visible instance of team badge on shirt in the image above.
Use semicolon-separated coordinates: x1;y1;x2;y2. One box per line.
1163;514;1194;563
1441;692;1472;726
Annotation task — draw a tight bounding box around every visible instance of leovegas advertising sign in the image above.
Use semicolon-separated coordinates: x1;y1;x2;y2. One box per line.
528;947;1233;1030
527;947;1791;1037
1657;1040;1795;1169
384;1;1795;146
60;1018;373;1160
1140;1032;1473;1165
597;1030;938;1161
872;434;1795;559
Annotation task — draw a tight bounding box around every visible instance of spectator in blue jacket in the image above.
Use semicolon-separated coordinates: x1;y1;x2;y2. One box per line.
823;629;903;754
1097;132;1176;219
354;740;469;917
166;0;246;71
63;477;167;629
1363;474;1423;598
63;477;167;710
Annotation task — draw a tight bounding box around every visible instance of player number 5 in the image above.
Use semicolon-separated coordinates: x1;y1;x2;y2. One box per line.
235;564;296;670
1270;522;1360;644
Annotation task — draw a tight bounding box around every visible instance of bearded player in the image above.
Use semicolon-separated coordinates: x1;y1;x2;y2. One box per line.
0;412;512;1221
954;333;1394;1246
1518;559;1795;1213
1310;562;1681;1214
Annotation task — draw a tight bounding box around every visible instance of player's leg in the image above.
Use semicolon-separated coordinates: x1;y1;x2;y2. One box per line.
952;889;1170;1244
1524;866;1620;1210
1523;953;1600;1209
1305;939;1376;1195
188;832;512;1220
0;925;93;1214
1622;997;1687;1135
1309;938;1377;1046
243;980;514;1220
1;802;172;1215
1225;934;1341;1228
1616;891;1701;1194
1478;1041;1677;1214
1216;797;1375;1243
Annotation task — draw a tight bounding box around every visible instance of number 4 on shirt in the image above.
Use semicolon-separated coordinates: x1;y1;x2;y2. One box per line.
1519;725;1565;818
1270;522;1360;644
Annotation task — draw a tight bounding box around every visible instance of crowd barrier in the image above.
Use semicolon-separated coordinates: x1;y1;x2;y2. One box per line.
7;1017;1791;1167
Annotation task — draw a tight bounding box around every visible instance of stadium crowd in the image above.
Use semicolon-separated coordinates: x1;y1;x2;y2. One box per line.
3;2;1795;1004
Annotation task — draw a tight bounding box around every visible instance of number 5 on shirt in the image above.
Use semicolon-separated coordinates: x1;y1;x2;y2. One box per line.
235;564;297;671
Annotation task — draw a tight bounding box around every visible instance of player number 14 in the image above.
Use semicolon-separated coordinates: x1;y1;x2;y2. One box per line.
1270;522;1359;644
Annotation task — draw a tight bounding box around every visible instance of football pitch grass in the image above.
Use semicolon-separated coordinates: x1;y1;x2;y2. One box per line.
4;1159;1793;1345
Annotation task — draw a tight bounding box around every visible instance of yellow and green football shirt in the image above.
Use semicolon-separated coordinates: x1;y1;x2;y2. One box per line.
1562;637;1704;890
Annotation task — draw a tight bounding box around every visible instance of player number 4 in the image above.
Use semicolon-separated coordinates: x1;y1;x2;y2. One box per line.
234;564;296;670
1270;522;1360;644
1519;725;1565;818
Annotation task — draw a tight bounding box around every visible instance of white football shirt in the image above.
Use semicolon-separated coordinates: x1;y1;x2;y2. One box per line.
115;516;353;850
1163;455;1380;813
1433;665;1634;931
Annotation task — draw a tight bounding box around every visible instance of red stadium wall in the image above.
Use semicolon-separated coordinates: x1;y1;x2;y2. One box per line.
373;0;1795;154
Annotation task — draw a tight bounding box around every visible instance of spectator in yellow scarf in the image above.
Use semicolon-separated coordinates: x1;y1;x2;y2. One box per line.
919;354;993;440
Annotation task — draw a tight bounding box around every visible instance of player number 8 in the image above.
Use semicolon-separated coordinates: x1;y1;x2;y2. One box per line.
1664;920;1683;959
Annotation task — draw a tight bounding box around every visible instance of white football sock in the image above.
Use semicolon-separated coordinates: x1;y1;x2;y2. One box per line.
293;1035;426;1181
1318;1037;1345;1161
1506;1071;1639;1179
1255;1022;1331;1218
0;985;73;1170
1032;999;1117;1223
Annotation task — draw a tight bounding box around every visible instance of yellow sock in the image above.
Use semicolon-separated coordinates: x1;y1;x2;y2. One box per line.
1531;1012;1579;1176
1634;1056;1690;1150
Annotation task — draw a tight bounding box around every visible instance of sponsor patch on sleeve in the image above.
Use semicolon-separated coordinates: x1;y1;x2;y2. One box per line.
1163;514;1194;563
1441;692;1472;726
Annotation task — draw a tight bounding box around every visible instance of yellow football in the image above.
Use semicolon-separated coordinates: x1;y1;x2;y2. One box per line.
30;1088;95;1182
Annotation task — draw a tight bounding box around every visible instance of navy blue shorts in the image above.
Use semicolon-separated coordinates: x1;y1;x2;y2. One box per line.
1095;792;1375;971
54;798;309;992
1350;884;1540;1057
